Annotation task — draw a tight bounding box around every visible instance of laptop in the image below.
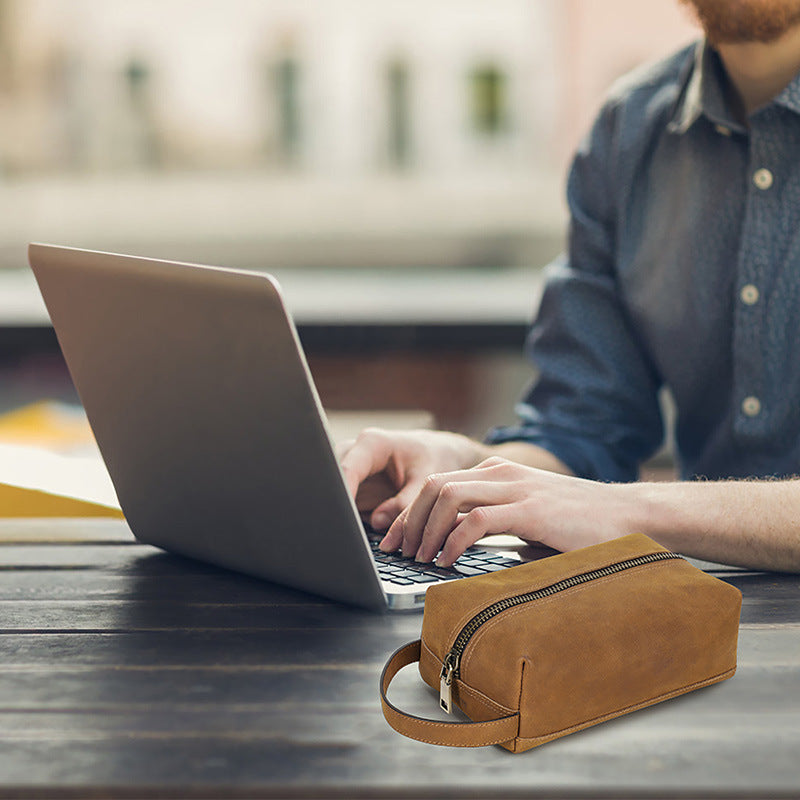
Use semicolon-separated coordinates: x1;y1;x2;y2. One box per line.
28;243;521;611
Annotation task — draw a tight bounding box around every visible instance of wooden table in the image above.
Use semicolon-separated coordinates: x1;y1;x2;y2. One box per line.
1;518;799;799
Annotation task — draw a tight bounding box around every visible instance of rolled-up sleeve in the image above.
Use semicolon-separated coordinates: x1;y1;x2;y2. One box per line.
486;100;664;482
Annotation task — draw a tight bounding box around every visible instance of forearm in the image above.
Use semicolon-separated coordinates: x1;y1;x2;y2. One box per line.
626;478;800;573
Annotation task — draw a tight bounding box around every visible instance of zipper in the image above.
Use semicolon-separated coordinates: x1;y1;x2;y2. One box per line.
438;550;682;713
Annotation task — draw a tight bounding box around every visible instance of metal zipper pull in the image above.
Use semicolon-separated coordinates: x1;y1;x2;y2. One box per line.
439;653;458;713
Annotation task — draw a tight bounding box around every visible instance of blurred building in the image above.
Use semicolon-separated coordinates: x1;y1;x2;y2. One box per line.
0;0;698;270
0;0;559;174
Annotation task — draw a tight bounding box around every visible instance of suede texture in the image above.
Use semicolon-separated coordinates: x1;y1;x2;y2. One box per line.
416;534;742;752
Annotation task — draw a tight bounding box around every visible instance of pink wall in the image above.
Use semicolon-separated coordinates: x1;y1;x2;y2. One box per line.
555;0;700;167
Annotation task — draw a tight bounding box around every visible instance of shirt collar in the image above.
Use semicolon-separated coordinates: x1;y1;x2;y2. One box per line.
773;70;800;115
669;39;800;133
668;40;746;135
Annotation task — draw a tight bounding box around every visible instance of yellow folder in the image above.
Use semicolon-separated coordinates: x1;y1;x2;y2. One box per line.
0;402;123;519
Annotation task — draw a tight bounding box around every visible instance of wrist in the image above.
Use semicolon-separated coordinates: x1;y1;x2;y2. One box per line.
618;480;697;554
606;477;800;572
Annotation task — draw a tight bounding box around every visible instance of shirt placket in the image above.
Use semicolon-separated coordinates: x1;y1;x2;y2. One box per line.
731;112;779;444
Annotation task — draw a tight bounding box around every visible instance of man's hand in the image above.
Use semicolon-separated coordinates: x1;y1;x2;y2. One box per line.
377;455;800;573
337;428;491;532
381;456;639;564
340;432;800;572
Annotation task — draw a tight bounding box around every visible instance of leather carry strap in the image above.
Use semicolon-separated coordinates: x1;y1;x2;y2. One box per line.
380;639;519;748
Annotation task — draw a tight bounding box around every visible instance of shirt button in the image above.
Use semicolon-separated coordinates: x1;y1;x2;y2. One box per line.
742;396;762;417
753;168;773;190
740;284;760;305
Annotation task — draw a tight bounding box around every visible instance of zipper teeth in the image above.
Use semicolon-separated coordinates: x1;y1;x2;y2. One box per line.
447;550;682;675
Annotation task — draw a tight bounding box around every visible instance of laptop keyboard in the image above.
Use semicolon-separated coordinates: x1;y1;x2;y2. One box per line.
366;529;519;586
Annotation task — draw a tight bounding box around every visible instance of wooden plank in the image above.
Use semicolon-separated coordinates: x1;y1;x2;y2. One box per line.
2;571;795;620
0;627;795;709
0;665;382;709
0;601;415;631
0;694;797;796
2;668;795;740
0;619;792;666
1;590;797;628
0;544;163;569
0;559;796;624
0;570;333;603
0;739;795;800
0;625;422;668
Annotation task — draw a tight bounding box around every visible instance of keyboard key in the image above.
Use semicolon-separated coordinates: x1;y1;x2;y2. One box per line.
480;562;513;572
394;569;425;579
401;562;436;573
453;565;486;577
375;540;523;586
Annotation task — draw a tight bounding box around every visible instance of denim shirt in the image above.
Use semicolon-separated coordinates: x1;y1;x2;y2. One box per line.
487;41;800;482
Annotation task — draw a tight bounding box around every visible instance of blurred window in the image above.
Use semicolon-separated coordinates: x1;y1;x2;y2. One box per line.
386;59;412;168
123;57;158;168
274;54;301;163
469;65;508;136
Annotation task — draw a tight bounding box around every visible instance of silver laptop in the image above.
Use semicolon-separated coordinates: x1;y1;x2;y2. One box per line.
28;243;521;611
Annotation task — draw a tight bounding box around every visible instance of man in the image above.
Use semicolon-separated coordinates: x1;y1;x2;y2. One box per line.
339;0;800;574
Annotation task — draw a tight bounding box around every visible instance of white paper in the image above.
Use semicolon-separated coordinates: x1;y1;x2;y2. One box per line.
0;442;120;510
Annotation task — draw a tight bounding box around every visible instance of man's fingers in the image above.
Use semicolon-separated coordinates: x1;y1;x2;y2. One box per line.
371;479;426;531
338;429;396;499
376;459;537;564
334;438;355;459
402;463;522;561
379;508;409;553
437;505;515;566
414;481;511;562
354;473;397;514
397;471;465;556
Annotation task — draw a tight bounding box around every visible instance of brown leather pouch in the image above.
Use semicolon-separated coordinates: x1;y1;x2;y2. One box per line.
380;533;741;752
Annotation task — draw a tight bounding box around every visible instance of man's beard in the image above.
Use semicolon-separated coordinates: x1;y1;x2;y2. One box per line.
680;0;800;44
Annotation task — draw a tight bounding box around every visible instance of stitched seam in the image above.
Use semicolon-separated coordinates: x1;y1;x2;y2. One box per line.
460;558;678;675
455;679;515;717
420;637;441;666
517;665;737;744
516;658;526;741
400;732;515;747
385;710;514;733
517;658;527;711
384;710;517;747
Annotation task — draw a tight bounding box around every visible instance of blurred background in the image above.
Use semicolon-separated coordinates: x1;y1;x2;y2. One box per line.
0;0;698;452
